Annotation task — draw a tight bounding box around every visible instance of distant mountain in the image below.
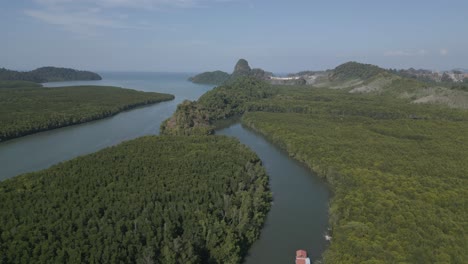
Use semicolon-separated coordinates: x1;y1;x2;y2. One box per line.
188;70;230;85
0;66;102;83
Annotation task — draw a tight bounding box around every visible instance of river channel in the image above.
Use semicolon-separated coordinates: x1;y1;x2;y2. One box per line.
0;72;330;263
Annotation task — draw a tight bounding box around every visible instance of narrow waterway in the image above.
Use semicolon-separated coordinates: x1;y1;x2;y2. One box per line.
0;73;330;263
217;124;330;263
0;72;212;180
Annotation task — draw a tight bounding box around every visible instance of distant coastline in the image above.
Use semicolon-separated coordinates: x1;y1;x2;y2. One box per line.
0;66;102;83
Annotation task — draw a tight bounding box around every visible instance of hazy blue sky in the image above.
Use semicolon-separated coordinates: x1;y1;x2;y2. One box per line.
1;0;467;72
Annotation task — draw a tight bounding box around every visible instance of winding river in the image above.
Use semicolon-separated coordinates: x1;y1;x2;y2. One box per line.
0;72;330;263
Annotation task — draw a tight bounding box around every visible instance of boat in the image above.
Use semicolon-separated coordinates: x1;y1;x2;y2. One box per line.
295;249;311;264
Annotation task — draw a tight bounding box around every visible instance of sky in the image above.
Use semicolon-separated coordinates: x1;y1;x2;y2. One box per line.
1;0;467;72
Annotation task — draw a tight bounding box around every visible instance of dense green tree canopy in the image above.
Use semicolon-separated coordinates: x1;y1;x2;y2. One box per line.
242;95;467;263
0;136;271;264
161;77;271;135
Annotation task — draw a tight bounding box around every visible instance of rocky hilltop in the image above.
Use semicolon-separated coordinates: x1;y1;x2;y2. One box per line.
230;58;252;78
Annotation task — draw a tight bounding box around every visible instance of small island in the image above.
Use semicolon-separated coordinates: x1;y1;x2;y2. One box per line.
0;83;174;141
188;70;230;85
0;66;102;83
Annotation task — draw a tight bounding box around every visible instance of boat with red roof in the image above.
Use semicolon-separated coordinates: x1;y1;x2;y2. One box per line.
295;249;311;264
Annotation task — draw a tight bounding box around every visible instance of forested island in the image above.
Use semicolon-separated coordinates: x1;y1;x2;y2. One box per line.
0;136;271;263
0;66;102;83
189;70;230;85
0;84;174;141
163;61;468;263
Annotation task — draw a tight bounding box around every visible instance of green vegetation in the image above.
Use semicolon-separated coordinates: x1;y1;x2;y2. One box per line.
0;86;174;141
330;61;387;81
163;67;468;263
228;59;272;82
196;77;272;120
3;60;465;263
160;100;214;136
0;66;102;83
161;77;272;135
189;70;230;85
316;62;468;109
241;87;467;263
0;80;42;88
0;136;271;263
450;82;468;92
230;59;252;80
188;59;272;86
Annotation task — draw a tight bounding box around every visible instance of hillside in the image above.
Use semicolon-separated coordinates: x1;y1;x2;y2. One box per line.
389;68;468;83
0;66;102;83
0;85;174;141
0;136;271;263
314;62;468;109
329;61;387;81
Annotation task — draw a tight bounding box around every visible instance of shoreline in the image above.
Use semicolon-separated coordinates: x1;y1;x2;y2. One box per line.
0;97;174;143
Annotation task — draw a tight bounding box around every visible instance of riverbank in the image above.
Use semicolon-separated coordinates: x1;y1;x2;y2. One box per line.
217;123;330;263
240;104;467;263
0;85;174;142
